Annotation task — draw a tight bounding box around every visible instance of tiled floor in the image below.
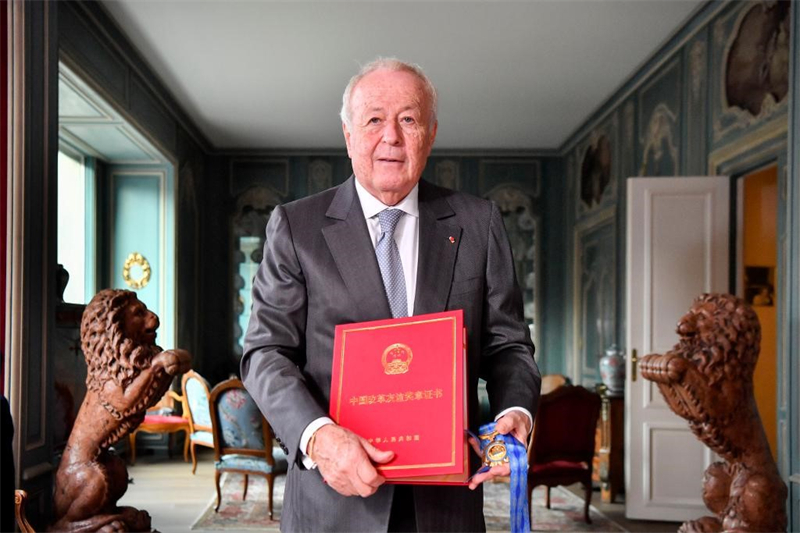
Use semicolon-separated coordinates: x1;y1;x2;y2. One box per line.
122;450;682;533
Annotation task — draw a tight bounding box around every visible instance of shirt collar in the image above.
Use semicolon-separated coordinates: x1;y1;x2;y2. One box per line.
354;178;420;220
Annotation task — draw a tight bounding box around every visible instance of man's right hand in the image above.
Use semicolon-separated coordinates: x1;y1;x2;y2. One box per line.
309;424;395;497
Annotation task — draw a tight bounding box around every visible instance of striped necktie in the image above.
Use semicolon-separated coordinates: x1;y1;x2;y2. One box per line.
376;209;408;318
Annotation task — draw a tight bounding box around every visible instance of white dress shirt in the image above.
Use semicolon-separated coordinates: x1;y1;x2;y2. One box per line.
299;179;531;468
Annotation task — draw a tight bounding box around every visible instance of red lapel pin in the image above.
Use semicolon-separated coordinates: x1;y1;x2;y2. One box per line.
449;236;455;244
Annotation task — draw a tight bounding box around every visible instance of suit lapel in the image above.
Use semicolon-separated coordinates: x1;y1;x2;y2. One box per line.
322;177;392;321
414;181;461;316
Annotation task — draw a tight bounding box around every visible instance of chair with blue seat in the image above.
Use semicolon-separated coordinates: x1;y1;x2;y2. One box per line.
182;370;215;474
209;378;288;520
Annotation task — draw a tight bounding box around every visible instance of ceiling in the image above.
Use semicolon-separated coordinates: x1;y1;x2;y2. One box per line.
101;0;703;151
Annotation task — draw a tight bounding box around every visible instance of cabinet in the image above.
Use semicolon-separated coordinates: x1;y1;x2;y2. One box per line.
596;384;624;503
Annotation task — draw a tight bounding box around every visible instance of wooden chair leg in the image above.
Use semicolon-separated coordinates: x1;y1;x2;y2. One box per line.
545;486;551;509
583;481;592;524
214;471;222;512
267;474;275;520
243;474;249;500
15;490;35;533
128;432;137;465
182;430;190;462
190;442;198;474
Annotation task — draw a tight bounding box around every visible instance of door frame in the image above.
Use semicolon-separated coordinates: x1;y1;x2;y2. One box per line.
708;123;790;483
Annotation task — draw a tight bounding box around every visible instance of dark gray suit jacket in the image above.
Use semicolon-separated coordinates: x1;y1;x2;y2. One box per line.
242;177;540;532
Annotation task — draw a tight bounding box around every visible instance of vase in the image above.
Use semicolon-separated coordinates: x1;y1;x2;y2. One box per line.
56;263;70;303
599;345;625;393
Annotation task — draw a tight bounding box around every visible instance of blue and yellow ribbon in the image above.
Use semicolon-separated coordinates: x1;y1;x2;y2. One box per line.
472;422;530;533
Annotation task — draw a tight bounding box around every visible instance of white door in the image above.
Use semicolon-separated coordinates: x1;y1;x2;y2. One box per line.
625;177;729;520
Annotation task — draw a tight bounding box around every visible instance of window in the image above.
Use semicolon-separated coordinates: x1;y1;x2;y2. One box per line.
57;147;95;304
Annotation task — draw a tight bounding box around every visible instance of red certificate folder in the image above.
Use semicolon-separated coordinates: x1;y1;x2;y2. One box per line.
330;310;468;485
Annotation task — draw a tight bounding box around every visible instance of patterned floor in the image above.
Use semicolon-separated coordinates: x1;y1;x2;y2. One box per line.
191;474;625;532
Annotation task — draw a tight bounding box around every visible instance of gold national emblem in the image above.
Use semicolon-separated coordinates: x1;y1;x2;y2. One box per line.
382;343;413;375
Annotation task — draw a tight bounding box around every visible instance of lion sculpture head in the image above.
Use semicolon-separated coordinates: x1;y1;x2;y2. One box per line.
641;299;786;532
671;293;761;389
641;293;763;459
81;289;162;395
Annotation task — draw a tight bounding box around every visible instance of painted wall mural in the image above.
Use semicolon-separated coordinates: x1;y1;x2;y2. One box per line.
725;1;790;116
573;210;616;384
638;56;682;177
640;103;680;176
484;185;539;328
575;113;618;219
580;134;612;210
712;1;790;144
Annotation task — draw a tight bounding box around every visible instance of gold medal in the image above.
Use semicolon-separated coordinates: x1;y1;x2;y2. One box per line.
479;430;510;468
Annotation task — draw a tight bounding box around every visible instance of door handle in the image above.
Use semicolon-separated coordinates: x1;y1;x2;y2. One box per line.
631;349;638;382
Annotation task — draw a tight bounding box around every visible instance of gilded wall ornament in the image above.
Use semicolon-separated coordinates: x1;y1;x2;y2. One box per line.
122;252;152;290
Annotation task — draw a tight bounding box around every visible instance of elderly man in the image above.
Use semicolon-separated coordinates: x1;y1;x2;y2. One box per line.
242;58;540;532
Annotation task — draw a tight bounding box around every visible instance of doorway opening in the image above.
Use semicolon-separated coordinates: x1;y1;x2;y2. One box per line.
735;164;778;460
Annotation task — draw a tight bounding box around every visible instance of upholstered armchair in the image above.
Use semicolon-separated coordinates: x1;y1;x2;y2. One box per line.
209;378;288;520
527;385;601;523
128;386;190;465
182;370;214;474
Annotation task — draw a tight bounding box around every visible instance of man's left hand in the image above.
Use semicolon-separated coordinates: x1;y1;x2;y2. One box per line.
467;411;531;490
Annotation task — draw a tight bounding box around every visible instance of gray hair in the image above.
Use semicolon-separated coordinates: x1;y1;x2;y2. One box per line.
340;58;438;128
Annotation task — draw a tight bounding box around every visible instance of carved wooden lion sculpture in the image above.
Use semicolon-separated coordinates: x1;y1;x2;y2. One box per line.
51;289;191;532
640;293;786;533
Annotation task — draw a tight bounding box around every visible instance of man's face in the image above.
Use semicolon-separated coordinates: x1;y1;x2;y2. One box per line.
343;69;437;206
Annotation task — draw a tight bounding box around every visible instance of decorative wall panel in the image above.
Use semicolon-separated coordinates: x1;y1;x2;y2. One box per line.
711;1;790;147
576;113;618;218
638;56;682;176
109;166;176;349
308;159;333;194
231;186;283;356
435;160;460;190
685;31;709;175
573;208;616;385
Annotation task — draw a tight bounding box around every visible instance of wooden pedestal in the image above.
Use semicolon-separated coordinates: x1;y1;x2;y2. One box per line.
596;384;624;503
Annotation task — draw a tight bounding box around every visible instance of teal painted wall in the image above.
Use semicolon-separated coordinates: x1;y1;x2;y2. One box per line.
559;1;796;524
108;165;176;349
53;1;800;527
211;153;559;382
